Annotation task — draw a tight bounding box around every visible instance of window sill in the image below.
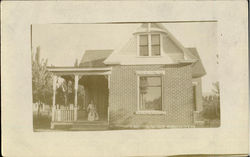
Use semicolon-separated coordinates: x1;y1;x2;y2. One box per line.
136;56;162;58
135;110;166;115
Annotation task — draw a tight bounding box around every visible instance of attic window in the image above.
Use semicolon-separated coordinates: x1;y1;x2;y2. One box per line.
138;34;161;56
151;34;160;56
139;35;149;56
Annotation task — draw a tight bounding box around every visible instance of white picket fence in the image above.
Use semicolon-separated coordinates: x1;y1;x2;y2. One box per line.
52;105;77;122
53;109;75;122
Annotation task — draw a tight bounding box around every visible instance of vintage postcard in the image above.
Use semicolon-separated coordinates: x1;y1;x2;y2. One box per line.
1;1;248;157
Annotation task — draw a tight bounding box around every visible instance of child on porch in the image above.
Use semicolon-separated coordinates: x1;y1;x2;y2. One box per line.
87;100;99;121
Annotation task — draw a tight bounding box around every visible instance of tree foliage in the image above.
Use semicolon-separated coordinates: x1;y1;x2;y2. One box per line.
32;47;53;105
32;47;87;109
212;81;220;97
57;80;73;106
201;82;220;121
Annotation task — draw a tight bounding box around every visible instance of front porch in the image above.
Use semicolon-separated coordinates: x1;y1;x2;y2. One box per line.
51;120;109;131
48;67;111;130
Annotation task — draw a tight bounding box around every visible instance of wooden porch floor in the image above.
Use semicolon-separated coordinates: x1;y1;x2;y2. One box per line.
51;120;109;131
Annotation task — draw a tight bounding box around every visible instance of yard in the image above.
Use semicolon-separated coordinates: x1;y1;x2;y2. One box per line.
33;114;51;131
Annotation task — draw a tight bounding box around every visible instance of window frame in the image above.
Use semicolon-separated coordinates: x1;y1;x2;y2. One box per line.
139;34;149;56
192;82;198;111
136;71;165;115
137;33;162;57
151;34;161;56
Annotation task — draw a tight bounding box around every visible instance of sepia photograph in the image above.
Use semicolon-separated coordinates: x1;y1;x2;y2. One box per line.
2;1;248;156
32;22;220;131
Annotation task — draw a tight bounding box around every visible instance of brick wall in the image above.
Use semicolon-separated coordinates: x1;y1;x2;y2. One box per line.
109;64;194;128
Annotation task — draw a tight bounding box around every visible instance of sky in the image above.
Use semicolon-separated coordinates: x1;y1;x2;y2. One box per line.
32;22;218;94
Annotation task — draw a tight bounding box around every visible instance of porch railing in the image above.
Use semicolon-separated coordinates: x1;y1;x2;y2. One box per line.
52;105;77;122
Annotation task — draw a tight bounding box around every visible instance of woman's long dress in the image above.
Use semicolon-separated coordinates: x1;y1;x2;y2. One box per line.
87;104;99;121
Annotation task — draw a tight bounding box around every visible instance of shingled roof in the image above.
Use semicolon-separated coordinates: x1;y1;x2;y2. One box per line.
79;50;113;67
187;48;206;78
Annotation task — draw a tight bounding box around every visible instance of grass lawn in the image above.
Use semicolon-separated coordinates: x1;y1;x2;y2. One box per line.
33;114;51;130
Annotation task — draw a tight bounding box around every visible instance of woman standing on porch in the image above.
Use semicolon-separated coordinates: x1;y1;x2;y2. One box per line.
87;100;99;121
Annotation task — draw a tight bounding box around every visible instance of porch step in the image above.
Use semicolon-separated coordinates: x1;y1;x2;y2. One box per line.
74;120;108;124
71;120;109;131
195;120;205;127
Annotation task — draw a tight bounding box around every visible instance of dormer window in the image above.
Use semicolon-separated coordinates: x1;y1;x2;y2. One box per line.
151;34;160;56
138;34;161;57
139;35;149;56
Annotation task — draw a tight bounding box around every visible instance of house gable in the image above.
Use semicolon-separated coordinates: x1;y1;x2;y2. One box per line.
163;35;184;60
77;23;206;79
104;23;196;65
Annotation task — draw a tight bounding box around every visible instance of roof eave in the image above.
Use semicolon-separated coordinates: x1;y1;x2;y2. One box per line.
47;66;112;72
177;59;198;64
192;72;207;78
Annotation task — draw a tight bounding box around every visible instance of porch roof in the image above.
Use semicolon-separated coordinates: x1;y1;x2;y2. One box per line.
47;66;112;76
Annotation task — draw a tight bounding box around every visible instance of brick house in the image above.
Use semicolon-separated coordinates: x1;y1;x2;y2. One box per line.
48;23;206;129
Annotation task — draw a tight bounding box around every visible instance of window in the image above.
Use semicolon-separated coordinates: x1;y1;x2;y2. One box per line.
151;34;160;56
139;35;149;56
139;34;161;56
139;76;162;110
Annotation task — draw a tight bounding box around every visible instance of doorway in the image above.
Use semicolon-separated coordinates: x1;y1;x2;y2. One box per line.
78;75;109;121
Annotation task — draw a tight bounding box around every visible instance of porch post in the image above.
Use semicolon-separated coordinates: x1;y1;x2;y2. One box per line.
52;75;57;124
108;75;111;89
74;74;79;121
107;75;110;124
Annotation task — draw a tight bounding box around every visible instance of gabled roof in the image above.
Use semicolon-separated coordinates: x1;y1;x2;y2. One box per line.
104;23;199;65
79;50;113;67
133;23;168;34
77;24;206;78
155;23;199;61
187;48;206;78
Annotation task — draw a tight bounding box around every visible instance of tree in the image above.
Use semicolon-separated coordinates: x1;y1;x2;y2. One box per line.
212;81;220;97
201;81;220;126
32;46;53;114
60;80;73;106
212;81;220;117
56;85;66;106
